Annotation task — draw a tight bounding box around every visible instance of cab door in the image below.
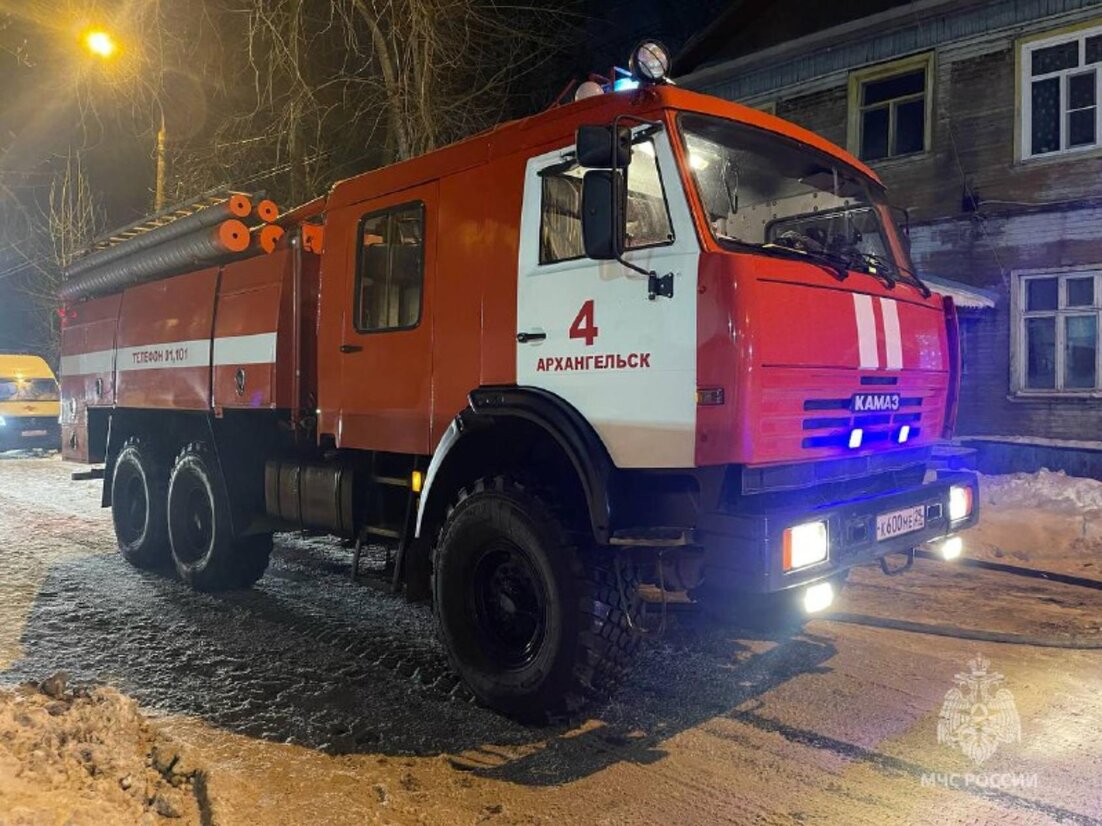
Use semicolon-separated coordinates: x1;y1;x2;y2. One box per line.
516;130;700;468
330;183;437;455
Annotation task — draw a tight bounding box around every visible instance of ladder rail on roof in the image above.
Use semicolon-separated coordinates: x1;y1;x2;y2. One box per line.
79;186;262;257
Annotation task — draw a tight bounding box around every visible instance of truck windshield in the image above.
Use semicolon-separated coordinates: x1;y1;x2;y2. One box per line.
0;378;59;402
679;113;916;285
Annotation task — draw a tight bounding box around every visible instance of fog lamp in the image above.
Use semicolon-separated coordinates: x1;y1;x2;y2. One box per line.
783;520;828;571
803;582;834;614
940;535;963;561
949;485;973;521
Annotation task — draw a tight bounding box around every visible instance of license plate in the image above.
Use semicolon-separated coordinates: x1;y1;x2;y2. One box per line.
21;430;48;438
876;505;926;541
851;392;901;412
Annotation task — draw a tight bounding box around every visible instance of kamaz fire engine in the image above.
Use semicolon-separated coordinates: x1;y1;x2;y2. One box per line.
59;43;979;720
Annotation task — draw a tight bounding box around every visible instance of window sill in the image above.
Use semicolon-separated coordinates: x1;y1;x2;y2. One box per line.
861;150;931;170
1007;390;1102;402
1015;144;1102;167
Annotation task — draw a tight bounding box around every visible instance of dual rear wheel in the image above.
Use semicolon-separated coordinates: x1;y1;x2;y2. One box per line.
110;438;270;591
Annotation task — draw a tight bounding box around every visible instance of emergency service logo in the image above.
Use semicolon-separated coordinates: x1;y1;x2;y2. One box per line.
936;654;1021;765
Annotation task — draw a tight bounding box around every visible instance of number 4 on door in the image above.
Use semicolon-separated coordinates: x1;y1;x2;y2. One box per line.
569;300;599;346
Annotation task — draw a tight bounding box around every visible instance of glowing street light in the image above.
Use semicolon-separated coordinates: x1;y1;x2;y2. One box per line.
79;26;170;209
83;30;117;59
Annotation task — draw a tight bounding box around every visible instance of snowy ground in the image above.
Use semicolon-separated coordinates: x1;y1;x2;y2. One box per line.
963;470;1102;577
1;453;1101;825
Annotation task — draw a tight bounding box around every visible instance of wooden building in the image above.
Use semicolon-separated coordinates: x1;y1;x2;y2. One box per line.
678;0;1102;476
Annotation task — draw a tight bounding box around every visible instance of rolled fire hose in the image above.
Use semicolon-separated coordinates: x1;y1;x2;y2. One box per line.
256;224;285;254
64;194;253;280
58;219;251;301
255;199;280;223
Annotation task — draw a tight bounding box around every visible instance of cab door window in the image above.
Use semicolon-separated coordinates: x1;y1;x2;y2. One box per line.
538;139;674;264
355;202;425;332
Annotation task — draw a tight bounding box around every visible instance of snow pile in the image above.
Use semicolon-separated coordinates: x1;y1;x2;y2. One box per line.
979;469;1102;516
0;675;203;824
964;470;1102;576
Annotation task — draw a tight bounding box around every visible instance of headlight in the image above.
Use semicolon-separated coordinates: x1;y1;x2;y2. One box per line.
949;485;973;521
0;415;6;426
783;520;828;571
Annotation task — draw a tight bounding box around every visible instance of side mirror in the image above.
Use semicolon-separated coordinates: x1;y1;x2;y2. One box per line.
581;170;626;260
576;125;632;169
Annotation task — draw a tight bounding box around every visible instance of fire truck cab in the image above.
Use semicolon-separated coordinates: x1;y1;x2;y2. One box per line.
61;45;978;721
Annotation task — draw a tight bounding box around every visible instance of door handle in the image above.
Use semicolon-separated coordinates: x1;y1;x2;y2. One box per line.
339;344;363;353
516;331;547;344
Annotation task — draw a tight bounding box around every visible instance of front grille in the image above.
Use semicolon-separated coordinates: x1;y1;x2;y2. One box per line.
800;395;922;449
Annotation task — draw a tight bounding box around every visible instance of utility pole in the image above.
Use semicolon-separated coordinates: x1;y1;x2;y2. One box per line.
154;108;167;210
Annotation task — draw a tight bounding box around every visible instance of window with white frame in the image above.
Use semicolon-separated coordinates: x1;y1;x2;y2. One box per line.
1015;271;1100;392
850;54;933;162
1020;25;1102;158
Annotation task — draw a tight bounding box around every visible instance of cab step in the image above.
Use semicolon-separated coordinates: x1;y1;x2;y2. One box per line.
610;527;695;547
371;475;410;488
362;525;402;539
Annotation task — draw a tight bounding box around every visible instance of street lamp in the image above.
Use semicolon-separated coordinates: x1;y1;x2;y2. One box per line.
83;30;117;60
80;27;168;210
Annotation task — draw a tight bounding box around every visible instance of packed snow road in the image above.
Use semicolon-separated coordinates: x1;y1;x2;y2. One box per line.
2;453;1101;825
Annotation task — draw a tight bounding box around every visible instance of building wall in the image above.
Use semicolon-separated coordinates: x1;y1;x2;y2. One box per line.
688;5;1102;452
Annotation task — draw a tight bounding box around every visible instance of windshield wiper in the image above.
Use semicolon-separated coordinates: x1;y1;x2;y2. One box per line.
857;252;932;298
717;236;933;298
716;236;850;282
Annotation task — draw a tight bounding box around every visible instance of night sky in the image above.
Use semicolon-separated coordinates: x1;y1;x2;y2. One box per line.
0;0;728;359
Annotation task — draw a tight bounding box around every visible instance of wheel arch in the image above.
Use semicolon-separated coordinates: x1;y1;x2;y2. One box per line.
415;387;617;549
100;409;206;508
100;409;273;540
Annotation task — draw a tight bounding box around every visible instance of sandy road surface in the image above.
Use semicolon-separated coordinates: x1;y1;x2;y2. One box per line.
1;453;1100;825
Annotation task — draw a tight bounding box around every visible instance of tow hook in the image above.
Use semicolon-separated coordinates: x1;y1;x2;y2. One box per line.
880;548;915;576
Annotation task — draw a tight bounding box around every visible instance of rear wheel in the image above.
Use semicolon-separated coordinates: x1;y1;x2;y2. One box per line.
111;437;170;570
167;442;271;591
433;476;640;722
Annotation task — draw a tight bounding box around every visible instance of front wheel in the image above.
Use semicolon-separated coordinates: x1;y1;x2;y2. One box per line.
433;477;640;722
167;443;271;591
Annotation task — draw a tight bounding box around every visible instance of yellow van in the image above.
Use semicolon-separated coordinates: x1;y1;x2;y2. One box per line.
0;354;61;451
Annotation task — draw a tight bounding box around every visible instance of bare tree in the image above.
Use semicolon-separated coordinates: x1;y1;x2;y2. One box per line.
348;0;575;160
15;153;104;360
173;0;577;206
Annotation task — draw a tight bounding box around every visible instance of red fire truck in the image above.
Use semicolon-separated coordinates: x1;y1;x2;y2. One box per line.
59;43;978;720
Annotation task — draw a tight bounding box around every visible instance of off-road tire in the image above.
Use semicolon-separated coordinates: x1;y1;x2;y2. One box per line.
166;442;271;591
111;437;170;570
433;476;640;722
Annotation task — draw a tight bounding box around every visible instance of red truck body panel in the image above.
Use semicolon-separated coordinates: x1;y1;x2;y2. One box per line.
59;85;953;476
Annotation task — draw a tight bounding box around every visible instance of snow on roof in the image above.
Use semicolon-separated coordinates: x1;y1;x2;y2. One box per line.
922;275;997;310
